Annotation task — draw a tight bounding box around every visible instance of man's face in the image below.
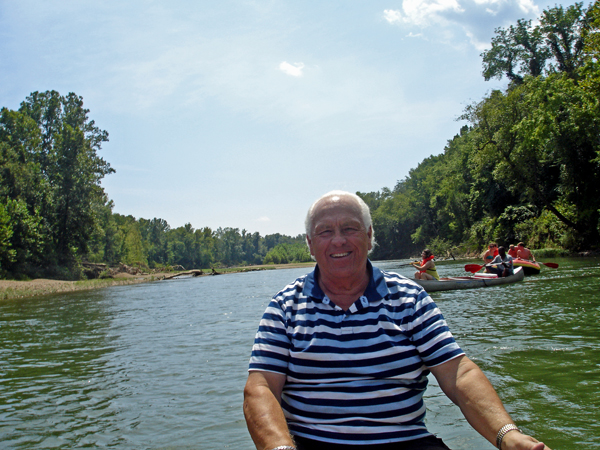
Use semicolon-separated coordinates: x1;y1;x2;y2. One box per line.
307;196;372;281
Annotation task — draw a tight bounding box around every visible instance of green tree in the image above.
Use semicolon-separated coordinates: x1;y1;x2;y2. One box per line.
541;2;590;77
0;202;15;273
481;3;589;83
16;91;115;266
123;222;147;266
482;20;550;83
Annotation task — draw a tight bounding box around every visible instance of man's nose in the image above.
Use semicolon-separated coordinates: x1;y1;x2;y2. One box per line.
331;230;347;244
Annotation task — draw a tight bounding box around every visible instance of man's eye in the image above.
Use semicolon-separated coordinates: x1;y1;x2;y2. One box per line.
318;230;333;236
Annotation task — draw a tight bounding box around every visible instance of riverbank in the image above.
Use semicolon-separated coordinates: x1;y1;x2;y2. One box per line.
0;262;316;301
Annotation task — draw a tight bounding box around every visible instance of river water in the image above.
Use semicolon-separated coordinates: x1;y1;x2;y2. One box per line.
0;257;598;449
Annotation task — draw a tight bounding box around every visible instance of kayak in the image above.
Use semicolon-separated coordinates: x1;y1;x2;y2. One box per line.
413;267;524;292
512;258;541;275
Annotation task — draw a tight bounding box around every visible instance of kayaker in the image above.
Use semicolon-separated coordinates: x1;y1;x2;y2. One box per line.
517;242;536;261
411;248;440;280
244;190;551;450
485;246;514;277
482;242;498;262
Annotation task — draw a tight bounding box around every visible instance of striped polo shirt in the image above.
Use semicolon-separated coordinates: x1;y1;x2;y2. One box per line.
248;261;464;445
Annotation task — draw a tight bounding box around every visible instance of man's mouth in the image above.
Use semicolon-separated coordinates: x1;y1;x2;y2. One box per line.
331;252;350;258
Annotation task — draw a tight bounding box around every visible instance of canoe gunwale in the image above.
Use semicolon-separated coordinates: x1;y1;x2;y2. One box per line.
413;267;524;292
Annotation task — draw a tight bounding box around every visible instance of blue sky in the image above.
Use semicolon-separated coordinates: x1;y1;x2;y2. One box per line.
0;0;583;237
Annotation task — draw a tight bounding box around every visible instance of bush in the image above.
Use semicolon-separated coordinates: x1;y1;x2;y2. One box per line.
533;248;570;258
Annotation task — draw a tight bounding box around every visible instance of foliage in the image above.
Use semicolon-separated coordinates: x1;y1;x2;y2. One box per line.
263;242;312;264
482;3;590;83
0;90;114;277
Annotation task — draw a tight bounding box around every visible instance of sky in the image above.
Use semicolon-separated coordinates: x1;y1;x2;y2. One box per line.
0;0;584;237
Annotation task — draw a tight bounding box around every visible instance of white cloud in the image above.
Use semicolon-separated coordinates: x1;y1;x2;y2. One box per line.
464;28;489;51
279;61;305;77
384;0;543;50
384;9;403;23
516;0;538;14
256;216;271;222
385;0;464;27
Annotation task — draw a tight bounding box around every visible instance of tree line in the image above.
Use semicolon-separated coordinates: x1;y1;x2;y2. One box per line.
361;2;600;261
0;91;310;279
1;2;598;279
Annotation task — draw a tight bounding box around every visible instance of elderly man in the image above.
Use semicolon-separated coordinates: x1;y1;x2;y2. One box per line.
243;190;550;450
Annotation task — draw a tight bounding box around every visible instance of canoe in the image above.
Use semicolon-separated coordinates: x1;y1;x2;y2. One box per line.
512;258;541;275
413;267;524;292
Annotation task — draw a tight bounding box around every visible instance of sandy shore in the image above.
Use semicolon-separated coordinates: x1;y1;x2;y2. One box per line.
0;262;316;301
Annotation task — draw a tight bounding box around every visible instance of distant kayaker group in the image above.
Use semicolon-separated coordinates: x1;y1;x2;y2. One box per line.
480;241;536;277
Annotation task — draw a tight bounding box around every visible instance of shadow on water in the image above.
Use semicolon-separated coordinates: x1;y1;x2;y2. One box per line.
0;259;598;449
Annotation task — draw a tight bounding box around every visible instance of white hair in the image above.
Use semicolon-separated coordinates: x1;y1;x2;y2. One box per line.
304;190;376;249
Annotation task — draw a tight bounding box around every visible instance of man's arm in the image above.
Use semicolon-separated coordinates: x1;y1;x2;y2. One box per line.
430;355;550;450
243;371;295;450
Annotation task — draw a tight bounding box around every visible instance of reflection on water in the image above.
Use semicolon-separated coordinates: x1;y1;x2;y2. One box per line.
0;258;598;449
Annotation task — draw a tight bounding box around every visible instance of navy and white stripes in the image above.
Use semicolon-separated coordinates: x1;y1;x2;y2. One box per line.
249;262;464;445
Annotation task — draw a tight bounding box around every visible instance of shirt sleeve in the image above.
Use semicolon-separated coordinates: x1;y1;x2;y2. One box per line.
406;290;465;368
248;298;291;374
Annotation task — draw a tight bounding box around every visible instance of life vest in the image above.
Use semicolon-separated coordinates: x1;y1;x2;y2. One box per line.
419;255;439;280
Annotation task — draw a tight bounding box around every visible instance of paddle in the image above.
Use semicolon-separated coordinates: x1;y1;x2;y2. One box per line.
397;261;420;267
464;264;486;273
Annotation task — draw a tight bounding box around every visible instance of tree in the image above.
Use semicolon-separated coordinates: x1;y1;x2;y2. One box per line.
482;20;550;83
18;91;114;265
541;2;590;77
481;3;590;83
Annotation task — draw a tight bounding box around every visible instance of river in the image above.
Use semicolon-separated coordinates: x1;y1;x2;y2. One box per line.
0;257;598;449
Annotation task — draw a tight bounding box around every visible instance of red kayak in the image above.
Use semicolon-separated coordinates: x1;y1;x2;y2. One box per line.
512;258;541;275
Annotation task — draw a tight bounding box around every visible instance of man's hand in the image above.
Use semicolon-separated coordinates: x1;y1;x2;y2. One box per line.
502;430;550;450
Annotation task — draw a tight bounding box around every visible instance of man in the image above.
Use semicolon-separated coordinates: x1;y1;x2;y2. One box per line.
508;244;518;258
516;242;535;261
244;190;550;450
485;246;514;277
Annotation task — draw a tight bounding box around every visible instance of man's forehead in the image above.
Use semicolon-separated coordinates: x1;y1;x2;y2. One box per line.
314;197;361;216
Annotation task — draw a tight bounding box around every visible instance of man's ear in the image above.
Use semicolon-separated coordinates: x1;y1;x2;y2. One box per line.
306;235;314;255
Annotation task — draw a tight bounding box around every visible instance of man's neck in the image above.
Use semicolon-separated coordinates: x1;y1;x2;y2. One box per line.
318;269;370;311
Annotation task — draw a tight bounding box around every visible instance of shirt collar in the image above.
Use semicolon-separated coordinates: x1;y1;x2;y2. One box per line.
302;259;389;302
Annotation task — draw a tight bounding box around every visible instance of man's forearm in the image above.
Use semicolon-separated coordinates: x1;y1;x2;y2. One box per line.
451;358;514;446
243;376;294;450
